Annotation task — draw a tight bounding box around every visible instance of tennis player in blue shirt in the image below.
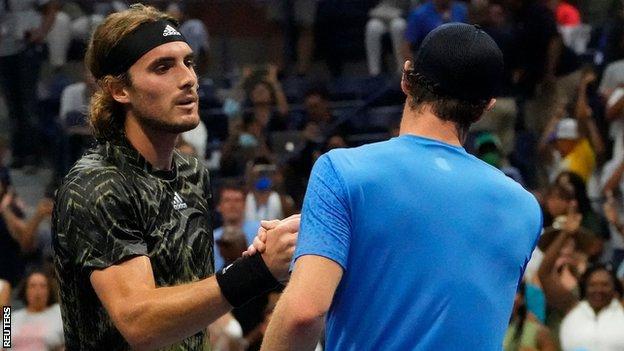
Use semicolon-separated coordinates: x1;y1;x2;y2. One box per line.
260;23;543;351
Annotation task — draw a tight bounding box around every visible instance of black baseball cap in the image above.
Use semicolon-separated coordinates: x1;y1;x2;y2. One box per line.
412;23;504;101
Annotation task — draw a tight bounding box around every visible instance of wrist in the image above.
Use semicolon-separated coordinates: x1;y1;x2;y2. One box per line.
216;254;281;308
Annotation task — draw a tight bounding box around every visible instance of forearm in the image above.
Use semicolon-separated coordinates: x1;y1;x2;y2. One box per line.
603;163;624;194
606;97;624;120
538;231;570;279
272;83;290;116
38;1;59;34
261;295;324;351
537;231;579;313
581;118;605;157
545;37;562;78
110;276;231;350
0;209;27;246
21;213;46;252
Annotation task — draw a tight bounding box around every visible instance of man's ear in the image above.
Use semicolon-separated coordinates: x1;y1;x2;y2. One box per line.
400;60;413;96
108;77;131;104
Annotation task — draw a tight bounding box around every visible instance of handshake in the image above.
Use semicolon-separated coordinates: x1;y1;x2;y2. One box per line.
242;214;300;283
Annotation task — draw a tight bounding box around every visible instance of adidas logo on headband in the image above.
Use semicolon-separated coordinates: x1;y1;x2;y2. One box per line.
163;24;181;37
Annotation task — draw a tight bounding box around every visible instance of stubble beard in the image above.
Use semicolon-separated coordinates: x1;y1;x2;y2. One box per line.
133;106;199;135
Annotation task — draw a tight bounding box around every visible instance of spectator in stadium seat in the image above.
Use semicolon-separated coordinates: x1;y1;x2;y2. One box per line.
554;263;624;351
166;2;210;76
265;0;317;75
0;176;54;286
11;270;64;351
0;0;59;169
474;132;524;185
554;171;609;241
214;183;261;271
220;113;272;178
538;113;596;183
503;282;557;351
400;0;468;59
245;157;295;222
551;0;581;27
243;65;291;133
365;0;411;76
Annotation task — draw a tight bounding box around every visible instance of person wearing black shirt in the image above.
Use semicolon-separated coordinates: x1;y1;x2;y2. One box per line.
52;5;298;350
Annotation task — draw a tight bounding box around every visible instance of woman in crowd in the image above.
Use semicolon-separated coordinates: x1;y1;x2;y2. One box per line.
503;282;557;351
539;216;624;351
11;270;64;351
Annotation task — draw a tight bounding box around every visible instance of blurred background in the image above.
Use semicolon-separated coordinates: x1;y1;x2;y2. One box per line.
2;0;624;350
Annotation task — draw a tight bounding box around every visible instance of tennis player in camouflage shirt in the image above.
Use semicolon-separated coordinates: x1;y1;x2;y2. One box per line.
52;5;298;350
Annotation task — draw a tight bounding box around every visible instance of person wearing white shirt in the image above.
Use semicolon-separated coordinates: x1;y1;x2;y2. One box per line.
559;265;624;351
11;270;64;351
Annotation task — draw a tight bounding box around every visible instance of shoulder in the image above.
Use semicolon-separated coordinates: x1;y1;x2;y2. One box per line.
59;159;129;201
56;150;136;213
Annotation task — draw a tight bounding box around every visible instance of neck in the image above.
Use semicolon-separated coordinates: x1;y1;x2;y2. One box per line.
398;102;464;146
27;305;46;313
224;218;243;227
254;191;270;205
124;113;177;170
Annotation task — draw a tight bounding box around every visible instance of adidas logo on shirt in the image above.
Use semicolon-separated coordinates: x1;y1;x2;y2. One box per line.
172;192;188;210
163;24;181;37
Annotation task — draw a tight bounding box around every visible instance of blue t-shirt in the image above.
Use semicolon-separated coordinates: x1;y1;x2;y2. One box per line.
213;220;260;270
404;2;468;49
294;135;542;351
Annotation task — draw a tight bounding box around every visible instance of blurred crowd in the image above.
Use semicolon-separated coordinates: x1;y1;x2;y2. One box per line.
2;0;624;350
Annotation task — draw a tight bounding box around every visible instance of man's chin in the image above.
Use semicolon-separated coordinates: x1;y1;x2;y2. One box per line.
139;114;200;134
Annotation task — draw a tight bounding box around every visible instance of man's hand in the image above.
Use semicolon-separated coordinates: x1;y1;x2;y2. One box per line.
562;202;582;234
244;214;300;256
257;215;300;282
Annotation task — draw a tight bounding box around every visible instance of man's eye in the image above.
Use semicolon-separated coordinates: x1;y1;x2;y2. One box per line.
155;64;170;73
185;59;196;68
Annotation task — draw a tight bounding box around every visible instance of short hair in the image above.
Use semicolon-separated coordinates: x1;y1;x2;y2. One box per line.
17;269;58;307
218;180;246;198
579;263;624;300
85;4;177;142
403;72;490;133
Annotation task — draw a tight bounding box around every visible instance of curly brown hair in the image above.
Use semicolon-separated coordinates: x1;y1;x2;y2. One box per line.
85;4;177;142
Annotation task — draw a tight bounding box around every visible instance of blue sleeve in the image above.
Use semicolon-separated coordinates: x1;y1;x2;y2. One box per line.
293;154;352;270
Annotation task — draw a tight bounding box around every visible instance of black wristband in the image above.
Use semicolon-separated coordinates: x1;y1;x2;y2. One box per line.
216;254;281;308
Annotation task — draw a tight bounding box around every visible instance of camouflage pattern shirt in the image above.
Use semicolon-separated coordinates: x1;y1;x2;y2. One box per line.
52;140;214;350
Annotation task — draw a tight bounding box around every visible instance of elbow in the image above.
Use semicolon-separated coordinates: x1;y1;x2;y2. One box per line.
111;302;157;350
286;300;327;331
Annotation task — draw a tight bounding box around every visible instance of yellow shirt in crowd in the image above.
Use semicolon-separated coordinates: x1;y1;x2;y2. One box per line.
562;138;595;182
